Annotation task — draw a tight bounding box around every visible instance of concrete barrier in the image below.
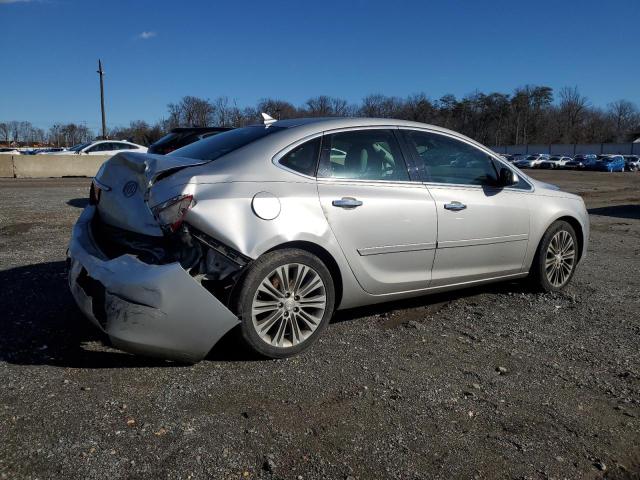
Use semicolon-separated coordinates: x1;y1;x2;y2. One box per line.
8;154;111;178
0;156;14;177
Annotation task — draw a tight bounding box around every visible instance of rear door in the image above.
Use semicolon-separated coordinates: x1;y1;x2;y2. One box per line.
316;128;438;295
401;129;531;286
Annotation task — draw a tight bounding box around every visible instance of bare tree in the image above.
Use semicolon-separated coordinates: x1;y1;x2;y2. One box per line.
166;96;216;127
0;123;9;144
358;94;404;118
109;120;164;146
257;98;299;119
608;100;639;142
558;86;589;143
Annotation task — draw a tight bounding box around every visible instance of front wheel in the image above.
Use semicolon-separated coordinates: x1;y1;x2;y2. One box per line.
234;248;335;358
530;221;578;292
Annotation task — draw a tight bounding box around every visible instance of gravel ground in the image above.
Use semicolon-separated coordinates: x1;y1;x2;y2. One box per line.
1;171;639;480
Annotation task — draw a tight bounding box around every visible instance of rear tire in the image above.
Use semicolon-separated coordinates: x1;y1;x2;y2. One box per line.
233;248;335;358
530;221;578;292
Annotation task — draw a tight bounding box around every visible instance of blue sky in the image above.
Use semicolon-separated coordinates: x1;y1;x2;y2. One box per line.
1;0;639;132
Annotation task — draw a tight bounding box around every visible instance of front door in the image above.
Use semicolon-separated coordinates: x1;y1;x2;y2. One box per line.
401;129;530;286
316;128;438;295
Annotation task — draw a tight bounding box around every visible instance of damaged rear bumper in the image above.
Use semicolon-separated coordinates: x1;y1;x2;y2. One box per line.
67;206;240;362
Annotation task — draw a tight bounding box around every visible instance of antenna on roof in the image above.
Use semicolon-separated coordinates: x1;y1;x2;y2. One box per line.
261;112;277;127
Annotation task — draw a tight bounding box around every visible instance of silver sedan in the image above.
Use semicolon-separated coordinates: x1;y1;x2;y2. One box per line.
67;117;589;361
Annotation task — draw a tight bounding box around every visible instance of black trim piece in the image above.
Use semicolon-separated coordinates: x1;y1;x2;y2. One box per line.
395;129;422;182
76;268;107;328
188;226;251;267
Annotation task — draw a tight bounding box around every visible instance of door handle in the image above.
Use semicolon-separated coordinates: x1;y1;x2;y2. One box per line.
332;197;363;208
444;201;467;211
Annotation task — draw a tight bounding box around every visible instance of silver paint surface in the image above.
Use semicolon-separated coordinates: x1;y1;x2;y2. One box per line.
68;117;590;360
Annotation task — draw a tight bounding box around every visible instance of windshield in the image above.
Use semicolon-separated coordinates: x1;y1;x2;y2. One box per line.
69;142;91;152
525;155;538;160
171;125;286;161
152;133;179;146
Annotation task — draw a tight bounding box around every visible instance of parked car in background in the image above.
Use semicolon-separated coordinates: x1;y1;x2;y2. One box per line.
538;155;572;169
499;154;515;162
24;147;67;155
67;116;589;362
623;155;640;171
0;148;20;155
564;154;597;169
148;127;232;155
590;155;626;172
514;153;550;168
45;140;147;155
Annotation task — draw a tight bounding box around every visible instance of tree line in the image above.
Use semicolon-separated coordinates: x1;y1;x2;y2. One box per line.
3;86;639;148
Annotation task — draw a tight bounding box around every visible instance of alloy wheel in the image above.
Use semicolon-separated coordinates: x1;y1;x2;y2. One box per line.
545;230;576;287
251;263;327;348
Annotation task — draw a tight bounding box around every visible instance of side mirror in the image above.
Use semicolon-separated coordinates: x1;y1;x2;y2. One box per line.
498;167;518;187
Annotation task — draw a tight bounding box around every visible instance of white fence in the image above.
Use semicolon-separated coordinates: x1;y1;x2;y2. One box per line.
491;143;640;155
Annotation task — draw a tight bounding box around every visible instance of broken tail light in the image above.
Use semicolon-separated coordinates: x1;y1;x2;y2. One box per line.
89;181;101;205
151;194;194;232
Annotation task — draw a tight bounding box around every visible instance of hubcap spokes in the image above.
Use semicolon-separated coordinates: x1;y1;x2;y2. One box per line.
252;263;326;348
545;230;576;287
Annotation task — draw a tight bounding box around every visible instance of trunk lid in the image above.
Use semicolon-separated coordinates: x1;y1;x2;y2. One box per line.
95;152;207;236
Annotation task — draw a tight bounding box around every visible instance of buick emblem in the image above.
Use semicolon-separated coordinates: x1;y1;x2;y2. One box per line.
122;181;138;198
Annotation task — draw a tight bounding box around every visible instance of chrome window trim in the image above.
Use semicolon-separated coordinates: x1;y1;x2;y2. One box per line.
272;124;533;191
317;126;419;184
399;127;534;193
316;177;426;187
272;125;423;184
271;132;324;180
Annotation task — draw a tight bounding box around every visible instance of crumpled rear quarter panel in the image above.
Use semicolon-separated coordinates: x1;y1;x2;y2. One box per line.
68;206;240;362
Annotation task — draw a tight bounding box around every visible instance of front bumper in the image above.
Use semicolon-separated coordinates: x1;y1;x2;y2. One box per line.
67;206;239;362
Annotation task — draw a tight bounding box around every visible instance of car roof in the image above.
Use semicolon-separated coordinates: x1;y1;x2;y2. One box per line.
268;116;461;136
232;116;498;157
170;127;232;133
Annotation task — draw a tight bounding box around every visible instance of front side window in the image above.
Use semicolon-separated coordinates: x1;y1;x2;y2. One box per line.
279;137;320;176
403;130;498;186
317;129;409;181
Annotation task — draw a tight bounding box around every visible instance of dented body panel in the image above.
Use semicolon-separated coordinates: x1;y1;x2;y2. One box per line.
68;206;239;362
68;117;589;361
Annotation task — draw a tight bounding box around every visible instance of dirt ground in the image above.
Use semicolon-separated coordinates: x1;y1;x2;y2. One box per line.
0;170;639;480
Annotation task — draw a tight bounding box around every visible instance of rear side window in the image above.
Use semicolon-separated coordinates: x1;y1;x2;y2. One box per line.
317;129;409;181
279;137;321;176
171;126;285;161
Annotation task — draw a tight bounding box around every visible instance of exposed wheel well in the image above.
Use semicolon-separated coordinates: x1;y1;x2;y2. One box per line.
267;241;343;309
555;216;585;260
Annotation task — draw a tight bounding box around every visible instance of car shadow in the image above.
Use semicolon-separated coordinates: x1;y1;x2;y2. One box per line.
0;261;188;368
332;280;531;326
588;204;640;220
0;261;534;368
0;261;263;367
66;198;90;208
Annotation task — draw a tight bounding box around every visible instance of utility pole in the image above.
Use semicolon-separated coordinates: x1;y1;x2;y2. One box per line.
97;59;107;139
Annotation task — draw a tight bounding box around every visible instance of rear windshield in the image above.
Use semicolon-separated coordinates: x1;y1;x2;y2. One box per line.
152;132;180;146
171;126;285;161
